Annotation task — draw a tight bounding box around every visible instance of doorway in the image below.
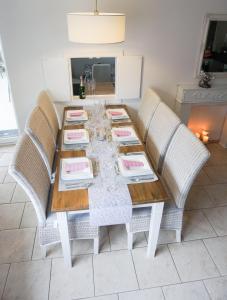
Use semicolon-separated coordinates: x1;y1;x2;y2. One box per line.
0;44;18;144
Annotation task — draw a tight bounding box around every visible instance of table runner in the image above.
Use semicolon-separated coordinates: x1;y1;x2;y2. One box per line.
87;138;132;226
85;105;132;226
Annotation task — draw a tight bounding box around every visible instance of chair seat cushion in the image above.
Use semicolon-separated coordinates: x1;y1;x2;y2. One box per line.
128;202;183;233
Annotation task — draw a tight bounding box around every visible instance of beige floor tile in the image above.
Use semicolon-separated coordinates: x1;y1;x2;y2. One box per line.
0;264;10;298
0;153;14;167
4;172;16;183
206;146;227;166
207;143;224;153
204;165;227;184
193;170;212;186
0;203;24;230
0;167;8;183
183;210;216;241
185;186;213;210
119;288;164;300
203;206;227;236
205;184;227;206
109;224;147;250
11;184;30;203
0;228;35;263
204;236;227;276
204;276;227;300
132;246;180;289
0;183;16;204
3;260;51;300
145;230;177;245
163;281;210;300
20;202;37;228
0;145;15;153
168;240;219;281
93;250;138;295
49;256;94;300
80;295;118;300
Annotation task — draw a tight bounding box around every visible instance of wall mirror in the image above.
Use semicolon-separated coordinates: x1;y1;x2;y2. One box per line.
197;14;227;76
70;57;115;97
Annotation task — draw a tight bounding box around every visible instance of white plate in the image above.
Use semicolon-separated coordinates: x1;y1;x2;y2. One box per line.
117;154;154;177
61;157;93;181
106;108;129;120
111;127;139;142
65;110;88;121
64;129;89;145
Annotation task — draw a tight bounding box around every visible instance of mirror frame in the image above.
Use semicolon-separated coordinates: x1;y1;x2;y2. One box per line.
195;13;227;78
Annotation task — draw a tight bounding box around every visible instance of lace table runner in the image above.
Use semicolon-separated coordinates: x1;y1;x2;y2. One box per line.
88;181;132;226
84;108;133;226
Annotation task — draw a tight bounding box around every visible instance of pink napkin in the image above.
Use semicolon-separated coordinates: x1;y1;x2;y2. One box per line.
114;130;131;137
69;111;83;117
65;162;89;173
122;159;144;170
67;132;84;140
109;111;123;116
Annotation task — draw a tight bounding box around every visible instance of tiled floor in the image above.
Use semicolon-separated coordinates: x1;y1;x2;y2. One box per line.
0;143;227;300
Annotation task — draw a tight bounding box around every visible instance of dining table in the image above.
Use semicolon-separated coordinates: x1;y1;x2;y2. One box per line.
51;104;169;267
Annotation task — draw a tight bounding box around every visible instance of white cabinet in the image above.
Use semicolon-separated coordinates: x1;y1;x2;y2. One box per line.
42;55;142;102
42;57;71;102
116;55;142;100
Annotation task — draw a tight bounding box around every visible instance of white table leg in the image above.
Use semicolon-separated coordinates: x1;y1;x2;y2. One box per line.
147;202;164;258
57;212;72;268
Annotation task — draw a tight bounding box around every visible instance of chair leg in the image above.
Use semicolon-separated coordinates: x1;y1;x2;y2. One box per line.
94;237;99;255
127;232;133;250
176;229;181;242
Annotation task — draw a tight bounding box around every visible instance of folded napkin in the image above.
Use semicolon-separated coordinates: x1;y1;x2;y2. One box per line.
69;111;83;117
65;162;89;173
109;111;123;116
114;130;131;137
67;132;84;140
122;159;144;170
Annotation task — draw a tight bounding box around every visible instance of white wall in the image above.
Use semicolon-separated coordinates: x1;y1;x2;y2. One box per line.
0;0;227;130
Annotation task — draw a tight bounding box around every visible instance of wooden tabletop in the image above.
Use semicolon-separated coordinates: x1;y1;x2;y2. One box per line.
51;105;169;212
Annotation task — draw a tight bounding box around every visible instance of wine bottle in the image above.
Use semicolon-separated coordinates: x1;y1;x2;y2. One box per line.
79;75;86;99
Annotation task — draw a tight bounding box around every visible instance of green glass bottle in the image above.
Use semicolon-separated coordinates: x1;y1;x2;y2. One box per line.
79;75;86;99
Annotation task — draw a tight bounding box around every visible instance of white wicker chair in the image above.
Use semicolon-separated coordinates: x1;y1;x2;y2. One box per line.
136;88;161;142
126;124;210;249
146;102;181;172
9;133;99;256
25;107;56;177
37;91;60;141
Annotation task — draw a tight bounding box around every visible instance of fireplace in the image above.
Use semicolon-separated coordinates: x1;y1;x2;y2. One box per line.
175;84;227;147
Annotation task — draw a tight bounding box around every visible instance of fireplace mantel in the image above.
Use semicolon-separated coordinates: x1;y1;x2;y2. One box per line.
175;84;227;124
176;84;227;104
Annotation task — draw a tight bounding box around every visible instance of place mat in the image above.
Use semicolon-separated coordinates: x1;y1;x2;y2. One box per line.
64;119;88;126
111;118;132;124
58;158;97;191
115;152;158;184
61;143;89;151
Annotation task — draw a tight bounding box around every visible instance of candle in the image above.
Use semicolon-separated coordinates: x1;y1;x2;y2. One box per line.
202;135;209;144
195;132;201;139
202;130;209;136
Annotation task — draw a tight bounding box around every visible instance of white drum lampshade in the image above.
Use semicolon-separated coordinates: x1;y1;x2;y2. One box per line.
67;13;126;44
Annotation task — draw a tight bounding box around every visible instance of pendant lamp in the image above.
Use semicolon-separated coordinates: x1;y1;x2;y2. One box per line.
67;0;125;44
